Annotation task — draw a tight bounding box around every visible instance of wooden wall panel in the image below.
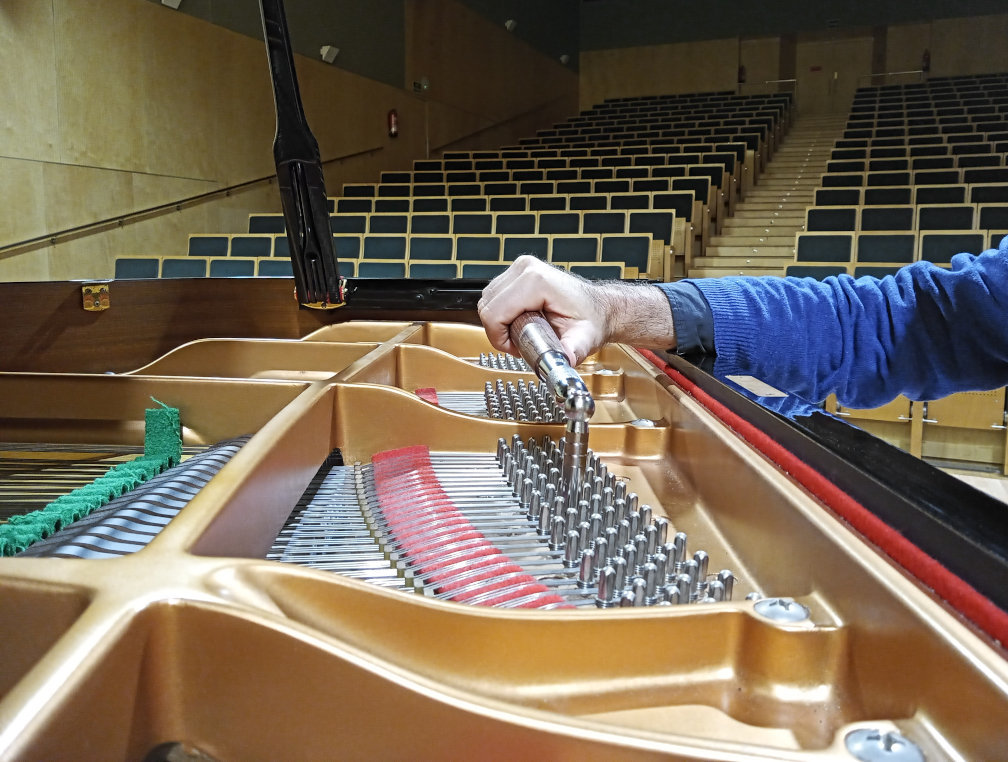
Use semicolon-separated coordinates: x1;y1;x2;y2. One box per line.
407;0;578;153
930;13;1008;78
0;1;60;164
0;159;46;243
740;37;782;92
579;39;738;110
2;0;576;282
54;0;145;171
884;22;930;77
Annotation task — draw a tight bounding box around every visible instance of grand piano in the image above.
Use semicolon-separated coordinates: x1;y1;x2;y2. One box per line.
1;3;1006;760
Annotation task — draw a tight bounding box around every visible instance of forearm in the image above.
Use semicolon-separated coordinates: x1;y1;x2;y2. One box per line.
593;281;678;351
692;240;1008;406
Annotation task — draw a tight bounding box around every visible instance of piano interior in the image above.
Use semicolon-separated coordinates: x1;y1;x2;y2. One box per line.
1;320;1006;760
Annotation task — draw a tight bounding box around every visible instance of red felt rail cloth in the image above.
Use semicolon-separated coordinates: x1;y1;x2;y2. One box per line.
414;388;440;405
637;348;1008;646
371;445;566;608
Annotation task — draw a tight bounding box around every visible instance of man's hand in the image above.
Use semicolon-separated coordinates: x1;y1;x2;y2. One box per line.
477;256;677;365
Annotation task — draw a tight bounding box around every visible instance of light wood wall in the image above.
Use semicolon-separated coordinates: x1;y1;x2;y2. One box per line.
580;11;1008;109
0;0;576;282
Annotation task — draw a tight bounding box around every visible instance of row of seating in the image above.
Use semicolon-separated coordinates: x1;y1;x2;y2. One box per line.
821;167;1008;188
324;189;697;216
843;125;1008;141
341;171;725;199
795;229;1006;268
114;256;293;280
111;254;632;281
827;154;1006;173
251;209;677;240
815;183;1008;207
280;190;701;272
188;232;663;277
406;146;747;170
852;74;1008;99
832;143;1008;159
846;115;1008;131
804;203;1008;232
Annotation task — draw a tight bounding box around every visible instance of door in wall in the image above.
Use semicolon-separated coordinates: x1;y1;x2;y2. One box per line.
795;37;873;115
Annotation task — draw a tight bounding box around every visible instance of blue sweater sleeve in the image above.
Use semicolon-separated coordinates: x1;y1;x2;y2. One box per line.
686;235;1008;408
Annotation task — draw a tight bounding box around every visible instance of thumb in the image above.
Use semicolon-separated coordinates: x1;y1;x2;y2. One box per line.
559;325;599;368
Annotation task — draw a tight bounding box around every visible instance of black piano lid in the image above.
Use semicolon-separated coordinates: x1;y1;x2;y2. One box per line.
664;349;1008;639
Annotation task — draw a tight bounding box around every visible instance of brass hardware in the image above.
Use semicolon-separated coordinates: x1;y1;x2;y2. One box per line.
82;283;110;311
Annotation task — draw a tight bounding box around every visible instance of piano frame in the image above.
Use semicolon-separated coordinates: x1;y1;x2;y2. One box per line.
1;278;1006;760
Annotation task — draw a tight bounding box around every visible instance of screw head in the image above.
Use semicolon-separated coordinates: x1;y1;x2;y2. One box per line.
844;729;924;762
753;596;810;622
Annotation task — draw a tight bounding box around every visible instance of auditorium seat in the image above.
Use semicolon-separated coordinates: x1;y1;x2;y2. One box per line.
493;212;536;235
257;259;294;277
159;257;206;278
569;194;608;211
860;206;914;231
978;204;1008;232
600;234;654;274
503;236;549;262
188;235;229;257
410;213;451;235
230;236;273;258
916;204;976;230
451;213;493;234
795;233;854;264
529;195;567;211
583;211;627;235
919;231;986;264
914;185;967;205
538;211;580;234
375;198;411;213
489;196;527;212
335;198;372;214
357;261;405;278
856;233;916;265
248;214;286;233
209;258;254;277
455;235;502;261
330;214;367;234
362;234;408;260
450;197;488;212
805;207;858;232
408;261;459;279
815;188;861;206
407;235;453;261
550;235;600;265
569;263;626;279
863;187;912;205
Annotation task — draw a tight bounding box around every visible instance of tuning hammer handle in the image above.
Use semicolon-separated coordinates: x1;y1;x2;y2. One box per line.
509;311;567;366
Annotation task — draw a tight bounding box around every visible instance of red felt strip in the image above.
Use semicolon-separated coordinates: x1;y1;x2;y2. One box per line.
414;387;440;405
370;446;569;608
636;348;1008;646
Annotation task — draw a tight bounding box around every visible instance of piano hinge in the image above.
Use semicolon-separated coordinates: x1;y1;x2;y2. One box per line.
82;282;110;311
296;277;347;310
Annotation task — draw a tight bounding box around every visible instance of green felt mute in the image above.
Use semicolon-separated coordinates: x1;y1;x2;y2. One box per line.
0;402;182;556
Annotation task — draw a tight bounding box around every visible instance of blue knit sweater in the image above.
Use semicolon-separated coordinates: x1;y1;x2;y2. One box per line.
687;235;1008;408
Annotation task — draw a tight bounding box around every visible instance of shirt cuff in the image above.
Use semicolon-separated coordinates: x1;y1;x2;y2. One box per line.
655;281;715;354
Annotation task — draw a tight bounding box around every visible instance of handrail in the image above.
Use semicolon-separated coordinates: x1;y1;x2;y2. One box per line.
858;69;926;86
430;96;571;154
0;145;383;259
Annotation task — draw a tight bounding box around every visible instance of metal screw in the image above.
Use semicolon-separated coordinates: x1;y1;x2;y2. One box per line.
753;597;810;623
844;729;924;762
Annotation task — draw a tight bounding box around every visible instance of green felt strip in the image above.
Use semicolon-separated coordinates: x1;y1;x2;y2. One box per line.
0;403;182;556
